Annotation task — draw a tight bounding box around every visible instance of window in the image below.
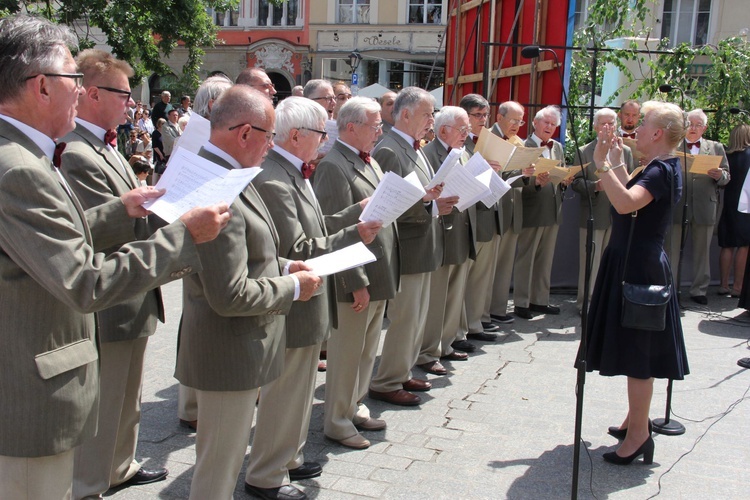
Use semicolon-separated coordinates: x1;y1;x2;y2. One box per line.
212;8;239;27
573;0;591;31
408;0;442;24
337;0;370;24
662;0;712;47
258;0;298;27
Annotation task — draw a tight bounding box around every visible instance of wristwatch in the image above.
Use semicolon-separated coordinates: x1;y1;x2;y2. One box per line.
597;164;611;173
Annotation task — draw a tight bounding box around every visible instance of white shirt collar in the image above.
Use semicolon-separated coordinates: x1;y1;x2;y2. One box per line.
337;138;359;155
0;113;57;160
273;146;305;173
75;118;109;146
392;127;418;147
204;141;243;169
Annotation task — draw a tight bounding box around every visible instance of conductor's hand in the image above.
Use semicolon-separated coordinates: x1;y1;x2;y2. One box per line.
179;203;231;244
295;271;322;302
121;186;166;218
436;195;459;215
357;220;383;244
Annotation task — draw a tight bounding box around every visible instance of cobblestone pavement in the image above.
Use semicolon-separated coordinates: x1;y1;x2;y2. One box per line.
107;281;750;499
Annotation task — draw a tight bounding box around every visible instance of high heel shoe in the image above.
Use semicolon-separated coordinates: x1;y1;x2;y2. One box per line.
603;436;654;465
607;419;652;440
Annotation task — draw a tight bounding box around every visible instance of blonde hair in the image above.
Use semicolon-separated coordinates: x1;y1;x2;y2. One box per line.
727;124;750;154
640;100;687;149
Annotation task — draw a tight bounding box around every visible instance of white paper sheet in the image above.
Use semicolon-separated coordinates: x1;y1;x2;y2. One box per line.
740;168;750;214
172;114;210;156
318;119;339;155
425;147;464;189
143;148;261;223
304;242;377;276
359;171;426;225
440;162;492;212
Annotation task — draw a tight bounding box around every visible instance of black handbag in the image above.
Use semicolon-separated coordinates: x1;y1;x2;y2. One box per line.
620;163;674;331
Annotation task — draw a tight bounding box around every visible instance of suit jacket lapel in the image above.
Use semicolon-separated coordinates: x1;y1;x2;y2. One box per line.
75;125;138;189
268;149;326;228
333;141;380;189
392;133;431;179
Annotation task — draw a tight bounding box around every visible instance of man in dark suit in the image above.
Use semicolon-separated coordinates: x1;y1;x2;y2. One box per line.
246;96;381;498
571;108;635;314
151;90;172;127
515;106;567;318
669;109;730;305
489;101;533;322
60;49;168;499
368;87;454;406
314;97;400;449
174;86;321;500
0;15;228;499
460;94;505;336
418;106;478;375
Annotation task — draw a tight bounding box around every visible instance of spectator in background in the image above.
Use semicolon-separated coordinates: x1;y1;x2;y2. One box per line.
378;91;397;135
236;67;277;102
332;81;352;120
304;79;336;119
292;85;304;97
178;95;192;118
151;90;172;127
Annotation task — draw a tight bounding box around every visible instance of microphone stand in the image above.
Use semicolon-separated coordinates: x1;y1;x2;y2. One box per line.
521;45;593;500
651;83;687;436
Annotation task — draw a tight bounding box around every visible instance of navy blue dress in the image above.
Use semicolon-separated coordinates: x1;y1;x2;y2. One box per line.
584;158;690;380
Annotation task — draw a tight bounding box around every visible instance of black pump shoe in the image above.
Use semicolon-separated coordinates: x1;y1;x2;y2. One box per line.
607;419;653;440
603;436;654;465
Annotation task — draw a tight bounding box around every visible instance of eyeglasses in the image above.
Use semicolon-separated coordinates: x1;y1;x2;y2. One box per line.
25;72;84;88
507;118;526;126
299;127;328;140
688;122;705;129
228;123;276;143
251;82;275;90
446;125;470;135
358;122;383;132
469;112;489;119
312;95;336;103
97;86;132;101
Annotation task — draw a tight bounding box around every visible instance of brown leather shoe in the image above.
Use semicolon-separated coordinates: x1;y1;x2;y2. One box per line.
418;361;448;375
368;388;421;406
402;378;432;392
327;433;371;449
355;417;387;431
441;351;469;361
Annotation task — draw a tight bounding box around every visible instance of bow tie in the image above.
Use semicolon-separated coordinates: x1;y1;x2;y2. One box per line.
358;151;371;164
471;135;478;144
687;140;701;150
53;142;66;168
104;129;118;148
413;140;421;151
621;133;636;139
540;140;553;149
301;162;314;180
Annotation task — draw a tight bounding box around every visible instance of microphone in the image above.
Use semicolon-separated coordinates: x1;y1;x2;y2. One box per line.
521;45;541;59
659;84;674;93
730;107;742;114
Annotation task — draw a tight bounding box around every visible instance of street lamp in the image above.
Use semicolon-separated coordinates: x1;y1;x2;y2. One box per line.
347;50;362;95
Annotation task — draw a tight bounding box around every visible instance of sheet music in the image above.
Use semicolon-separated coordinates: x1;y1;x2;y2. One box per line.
143;148;261;223
304;242;377;277
531;157;562;174
463;152;512;208
686;153;723;174
359;171;426;226
173;114;210;156
425;147;464;189
504;145;546;172
475;127;517;165
547;165;583;185
440;162;492;212
318;119;339;155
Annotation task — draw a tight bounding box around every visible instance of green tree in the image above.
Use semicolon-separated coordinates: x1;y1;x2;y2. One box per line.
7;0;243;90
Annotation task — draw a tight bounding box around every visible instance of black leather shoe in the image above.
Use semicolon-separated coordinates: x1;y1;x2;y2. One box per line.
122;467;168;486
490;314;515;324
738;357;750;369
467;332;497;342
450;339;477;352
245;483;307;500
288;461;322;481
690;295;708;305
529;303;560;315
480;321;500;332
513;306;533;319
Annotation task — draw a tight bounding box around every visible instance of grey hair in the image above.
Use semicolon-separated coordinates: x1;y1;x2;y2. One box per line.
593;107;617;126
533;105;562;126
459;94;489;113
393;86;434;122
193;75;233;118
303;79;332;98
434;106;468;131
274;96;328;143
209;85;269;131
497;101;524;117
0;15;78;104
235;67;268;86
336;97;381;132
687;108;708;126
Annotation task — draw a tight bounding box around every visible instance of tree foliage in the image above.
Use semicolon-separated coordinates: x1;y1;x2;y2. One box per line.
6;0;241;89
568;0;750;151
